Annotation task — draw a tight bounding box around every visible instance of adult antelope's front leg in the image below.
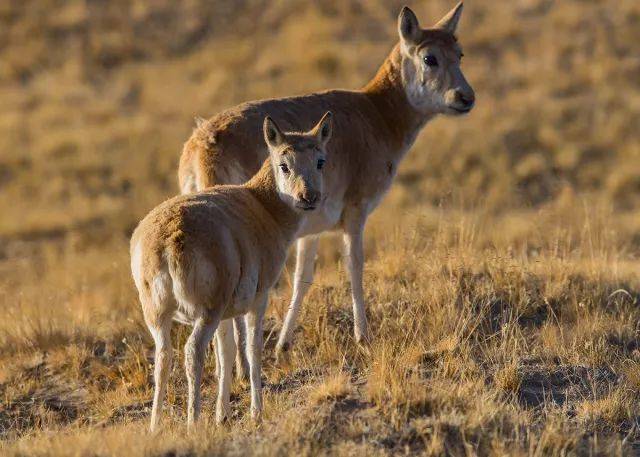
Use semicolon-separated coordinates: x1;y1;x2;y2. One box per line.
245;297;267;420
185;314;220;427
233;316;249;381
275;235;319;360
343;213;369;343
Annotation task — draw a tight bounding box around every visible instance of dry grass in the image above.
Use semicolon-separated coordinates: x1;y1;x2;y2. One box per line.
1;0;640;455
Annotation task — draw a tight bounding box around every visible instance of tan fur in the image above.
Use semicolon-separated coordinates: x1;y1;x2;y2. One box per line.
134;169;299;323
177;3;475;356
133;114;333;431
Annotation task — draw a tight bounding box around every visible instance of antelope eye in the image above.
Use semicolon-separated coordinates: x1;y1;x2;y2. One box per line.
279;163;290;174
317;159;325;170
424;55;438;67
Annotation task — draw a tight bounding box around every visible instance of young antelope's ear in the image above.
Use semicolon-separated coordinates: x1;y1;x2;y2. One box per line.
434;1;463;34
398;6;421;46
263;116;285;148
312;111;333;146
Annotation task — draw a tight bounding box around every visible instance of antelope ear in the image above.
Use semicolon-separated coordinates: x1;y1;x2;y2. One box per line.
312;111;333;146
263;116;285;148
434;1;463;34
398;6;421;46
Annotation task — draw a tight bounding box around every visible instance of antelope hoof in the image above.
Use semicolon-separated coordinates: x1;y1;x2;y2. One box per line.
354;328;371;346
187;412;200;431
275;341;291;365
251;408;263;424
216;411;230;426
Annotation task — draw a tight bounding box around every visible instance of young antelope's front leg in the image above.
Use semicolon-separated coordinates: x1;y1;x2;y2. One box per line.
185;315;220;427
215;319;235;424
245;300;266;420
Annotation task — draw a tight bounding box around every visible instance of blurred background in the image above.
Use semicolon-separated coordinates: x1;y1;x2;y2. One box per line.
1;0;640;452
1;0;638;248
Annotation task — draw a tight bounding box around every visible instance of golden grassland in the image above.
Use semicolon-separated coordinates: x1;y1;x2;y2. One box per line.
1;0;640;455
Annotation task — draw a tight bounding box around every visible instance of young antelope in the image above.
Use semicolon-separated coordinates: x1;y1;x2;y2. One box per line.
130;112;333;431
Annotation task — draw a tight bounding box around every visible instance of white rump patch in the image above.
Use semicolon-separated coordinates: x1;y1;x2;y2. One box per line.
170;250;218;323
151;270;173;310
130;241;145;292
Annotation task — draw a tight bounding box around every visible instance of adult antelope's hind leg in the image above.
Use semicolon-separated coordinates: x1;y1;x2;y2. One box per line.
343;213;370;344
185;314;220;427
246;297;267;420
215;319;235;424
275;235;319;361
148;317;173;432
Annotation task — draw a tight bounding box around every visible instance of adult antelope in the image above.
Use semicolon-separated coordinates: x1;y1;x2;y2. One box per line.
131;113;334;431
178;3;475;366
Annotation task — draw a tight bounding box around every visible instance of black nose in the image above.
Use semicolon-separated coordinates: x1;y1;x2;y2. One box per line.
457;91;475;108
298;191;319;206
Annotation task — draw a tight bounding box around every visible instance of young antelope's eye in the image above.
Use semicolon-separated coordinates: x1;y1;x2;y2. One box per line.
317;159;325;170
279;163;290;174
424;55;438;67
